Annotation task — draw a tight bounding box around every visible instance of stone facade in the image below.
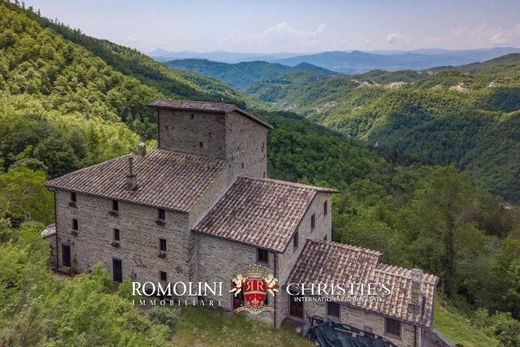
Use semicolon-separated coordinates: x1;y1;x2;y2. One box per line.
157;109;268;185
55;190;191;284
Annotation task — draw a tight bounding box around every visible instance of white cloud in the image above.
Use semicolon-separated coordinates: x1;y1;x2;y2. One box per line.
426;23;520;49
223;22;328;52
386;32;410;46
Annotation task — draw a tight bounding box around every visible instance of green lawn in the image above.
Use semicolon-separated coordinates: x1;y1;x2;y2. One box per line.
172;307;313;347
433;299;499;347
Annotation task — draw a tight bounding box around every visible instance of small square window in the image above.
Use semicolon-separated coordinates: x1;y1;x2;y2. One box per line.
257;248;269;263
293;231;299;249
327;302;340;318
158;208;166;221
199;142;203;147
159;271;167;282
311;213;316;231
385;318;401;337
72;219;78;230
112;200;119;211
70;192;77;202
324;200;328;216
113;229;120;241
159;238;167;252
190;113;194;119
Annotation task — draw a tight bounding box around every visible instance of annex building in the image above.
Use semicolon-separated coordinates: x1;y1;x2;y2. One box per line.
45;100;441;347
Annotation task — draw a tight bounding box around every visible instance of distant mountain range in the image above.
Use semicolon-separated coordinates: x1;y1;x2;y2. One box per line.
152;47;520;73
150;49;299;63
164;59;335;89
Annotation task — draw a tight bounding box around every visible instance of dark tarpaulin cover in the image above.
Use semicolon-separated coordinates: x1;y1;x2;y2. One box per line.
308;321;397;347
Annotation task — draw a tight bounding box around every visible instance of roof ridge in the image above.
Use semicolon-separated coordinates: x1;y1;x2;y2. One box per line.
239;176;338;193
307;239;383;256
148;99;272;129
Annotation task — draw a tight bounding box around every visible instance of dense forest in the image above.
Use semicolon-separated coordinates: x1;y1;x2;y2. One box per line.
0;1;520;346
165;59;335;90
246;58;520;203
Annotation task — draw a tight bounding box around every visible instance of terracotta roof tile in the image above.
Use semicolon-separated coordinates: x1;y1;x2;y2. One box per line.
149;99;272;129
45;149;225;212
194;177;331;252
288;240;381;284
288;240;438;327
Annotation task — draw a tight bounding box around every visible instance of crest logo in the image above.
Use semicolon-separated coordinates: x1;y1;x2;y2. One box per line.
230;265;279;314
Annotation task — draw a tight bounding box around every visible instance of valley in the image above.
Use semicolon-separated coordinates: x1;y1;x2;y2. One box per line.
1;1;520;346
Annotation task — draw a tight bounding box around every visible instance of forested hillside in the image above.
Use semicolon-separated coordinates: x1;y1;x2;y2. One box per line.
247;57;520;202
1;1;520;346
165;59;335;90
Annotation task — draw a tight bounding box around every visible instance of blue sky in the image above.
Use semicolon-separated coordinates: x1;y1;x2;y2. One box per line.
25;0;520;53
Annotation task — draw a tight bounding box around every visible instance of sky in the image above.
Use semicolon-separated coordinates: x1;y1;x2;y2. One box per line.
24;0;520;54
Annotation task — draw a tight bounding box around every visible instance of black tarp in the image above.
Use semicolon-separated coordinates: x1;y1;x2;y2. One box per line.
308;319;397;347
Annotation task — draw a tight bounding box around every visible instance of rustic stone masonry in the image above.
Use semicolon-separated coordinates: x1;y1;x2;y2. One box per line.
45;100;439;347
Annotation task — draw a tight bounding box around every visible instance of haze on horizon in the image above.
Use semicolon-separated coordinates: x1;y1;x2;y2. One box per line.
24;0;520;54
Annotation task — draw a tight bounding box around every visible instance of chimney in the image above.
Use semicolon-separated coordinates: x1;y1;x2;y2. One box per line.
126;157;137;190
137;142;146;157
408;268;423;316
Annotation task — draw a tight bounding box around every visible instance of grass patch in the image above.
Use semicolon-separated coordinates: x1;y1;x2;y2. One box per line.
433;298;499;347
172;307;313;347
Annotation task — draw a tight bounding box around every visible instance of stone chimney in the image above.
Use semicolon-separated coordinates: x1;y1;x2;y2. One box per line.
126;157;137;190
137;142;146;157
408;268;423;316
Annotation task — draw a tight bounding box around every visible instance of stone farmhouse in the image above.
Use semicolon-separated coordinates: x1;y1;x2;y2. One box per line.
45;100;440;347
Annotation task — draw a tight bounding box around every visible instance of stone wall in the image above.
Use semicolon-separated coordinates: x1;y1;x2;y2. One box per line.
275;192;332;326
224;111;267;184
304;300;421;347
54;190;192;284
194;233;276;325
157;109;268;186
158;110;227;159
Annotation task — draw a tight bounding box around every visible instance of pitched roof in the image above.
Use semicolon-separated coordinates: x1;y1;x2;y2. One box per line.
288;240;438;327
193;177;334;252
371;264;438;326
148;99;272;129
45;149;225;212
288;240;382;285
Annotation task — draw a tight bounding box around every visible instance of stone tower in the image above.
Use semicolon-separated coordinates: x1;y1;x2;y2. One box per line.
149;100;271;185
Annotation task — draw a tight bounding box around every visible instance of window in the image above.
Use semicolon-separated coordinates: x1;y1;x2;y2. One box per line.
293;230;299;249
113;229;120;241
311;213;316;231
160;271;167;282
72;219;78;230
112;200;119;211
324;235;328;241
199;141;203;148
158;208;166;221
385;318;401;337
159;238;167;252
327;302;340;318
190;113;194;119
257;248;269;263
324;200;328;216
70;192;77;202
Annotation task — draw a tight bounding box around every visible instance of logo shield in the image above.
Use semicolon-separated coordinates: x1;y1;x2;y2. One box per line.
243;277;267;309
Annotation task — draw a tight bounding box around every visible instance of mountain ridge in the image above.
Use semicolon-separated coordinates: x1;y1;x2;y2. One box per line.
164;58;336;90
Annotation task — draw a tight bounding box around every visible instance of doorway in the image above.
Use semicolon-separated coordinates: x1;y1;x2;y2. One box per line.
61;244;71;267
289;292;304;319
112;258;123;283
